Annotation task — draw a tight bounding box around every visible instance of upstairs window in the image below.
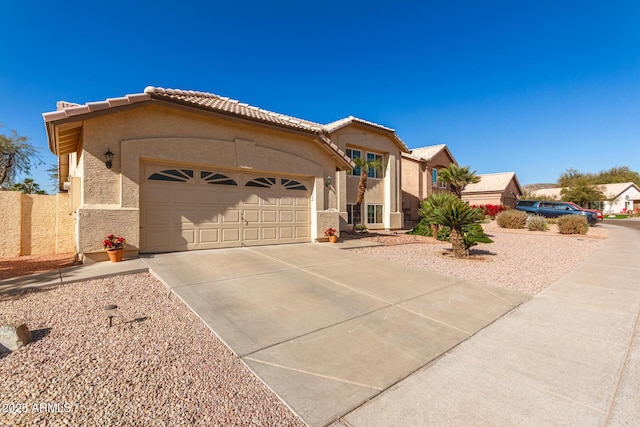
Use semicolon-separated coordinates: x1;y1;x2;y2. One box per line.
346;148;362;176
367;153;383;179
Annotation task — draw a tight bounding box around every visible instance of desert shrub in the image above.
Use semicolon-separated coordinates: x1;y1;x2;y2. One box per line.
407;220;432;236
472;204;508;219
496;210;528;229
557;215;588;234
527;215;548;231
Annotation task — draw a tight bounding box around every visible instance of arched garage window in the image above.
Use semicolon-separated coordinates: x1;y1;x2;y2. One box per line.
148;169;194;182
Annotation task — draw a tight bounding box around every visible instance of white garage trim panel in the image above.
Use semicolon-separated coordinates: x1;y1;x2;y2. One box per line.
141;163;312;253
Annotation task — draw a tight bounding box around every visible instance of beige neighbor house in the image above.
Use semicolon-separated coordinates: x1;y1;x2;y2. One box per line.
461;172;523;208
43;86;407;262
401;144;457;222
532;182;640;213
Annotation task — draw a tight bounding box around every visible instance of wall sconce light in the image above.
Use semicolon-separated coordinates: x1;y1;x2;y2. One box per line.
326;175;332;187
104;304;118;327
104;149;114;169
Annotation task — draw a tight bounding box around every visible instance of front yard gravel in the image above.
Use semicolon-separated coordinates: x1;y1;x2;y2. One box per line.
349;221;607;295
0;274;304;427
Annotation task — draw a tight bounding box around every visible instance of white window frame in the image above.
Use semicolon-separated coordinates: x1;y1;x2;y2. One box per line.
432;168;447;188
346;204;357;225
366;204;383;224
346;148;362;176
366;152;383;179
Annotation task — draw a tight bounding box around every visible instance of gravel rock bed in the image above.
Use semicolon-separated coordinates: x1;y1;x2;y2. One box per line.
349;222;607;295
0;273;304;427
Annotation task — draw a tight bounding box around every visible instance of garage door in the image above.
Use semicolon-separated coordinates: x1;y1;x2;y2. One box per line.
140;163;312;253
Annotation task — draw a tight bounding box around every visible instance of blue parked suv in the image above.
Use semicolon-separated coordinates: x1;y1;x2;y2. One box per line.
515;200;599;225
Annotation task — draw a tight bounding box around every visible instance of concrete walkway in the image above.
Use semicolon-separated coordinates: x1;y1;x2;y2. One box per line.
0;258;148;294
141;244;528;426
340;223;640;426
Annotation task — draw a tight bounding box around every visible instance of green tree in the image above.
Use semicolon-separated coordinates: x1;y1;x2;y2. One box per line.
560;182;605;207
10;178;47;194
596;166;640;186
438;164;481;198
520;190;558;201
0;127;42;189
46;164;59;192
352;156;384;231
557;166;640;187
557;168;589;187
421;193;485;258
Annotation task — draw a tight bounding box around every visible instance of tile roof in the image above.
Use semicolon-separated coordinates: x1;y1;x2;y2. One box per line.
324;116;409;152
146;87;325;133
404;144;447;161
462;172;521;193
43;86;356;168
402;144;457;165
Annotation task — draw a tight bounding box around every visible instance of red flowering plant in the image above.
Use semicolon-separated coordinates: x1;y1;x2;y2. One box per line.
103;234;126;251
324;228;337;237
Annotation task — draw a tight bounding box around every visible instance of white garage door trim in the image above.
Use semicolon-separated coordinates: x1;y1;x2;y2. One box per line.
140;163;312;253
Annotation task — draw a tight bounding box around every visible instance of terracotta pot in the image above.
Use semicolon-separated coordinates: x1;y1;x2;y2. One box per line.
107;249;124;262
329;235;338;244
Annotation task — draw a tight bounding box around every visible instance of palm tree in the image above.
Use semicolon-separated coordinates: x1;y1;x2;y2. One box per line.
352;156;384;232
438;164;481;198
421;193;484;258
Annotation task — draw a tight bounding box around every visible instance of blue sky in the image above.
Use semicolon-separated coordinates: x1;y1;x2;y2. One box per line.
1;1;639;190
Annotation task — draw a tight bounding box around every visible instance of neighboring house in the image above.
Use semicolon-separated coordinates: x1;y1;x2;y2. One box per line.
532;182;640;213
43;86;407;262
461;172;523;208
401;144;457;221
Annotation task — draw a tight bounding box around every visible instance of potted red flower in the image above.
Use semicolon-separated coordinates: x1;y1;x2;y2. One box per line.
103;234;126;262
324;227;338;244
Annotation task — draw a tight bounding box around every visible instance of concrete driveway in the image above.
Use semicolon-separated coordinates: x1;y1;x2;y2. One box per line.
143;243;528;426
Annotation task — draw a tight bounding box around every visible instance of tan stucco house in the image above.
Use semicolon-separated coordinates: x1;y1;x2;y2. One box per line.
401;144;457;222
460;172;522;207
44;87;407;262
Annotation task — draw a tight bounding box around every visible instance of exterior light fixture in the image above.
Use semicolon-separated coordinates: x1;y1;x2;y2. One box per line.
104;149;114;169
104;304;118;327
326;175;332;187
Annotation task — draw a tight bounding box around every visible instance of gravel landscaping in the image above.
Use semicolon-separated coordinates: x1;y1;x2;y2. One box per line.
0;274;304;427
348;221;607;295
0;220;607;425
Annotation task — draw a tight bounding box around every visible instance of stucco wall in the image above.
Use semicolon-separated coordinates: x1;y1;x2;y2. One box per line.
73;104;340;260
21;195;57;255
0;191;22;257
332;125;403;230
56;193;76;253
462;193;503;206
0;192;75;257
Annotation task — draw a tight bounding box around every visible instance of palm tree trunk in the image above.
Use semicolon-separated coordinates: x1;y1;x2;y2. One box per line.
352;169;368;233
449;228;467;258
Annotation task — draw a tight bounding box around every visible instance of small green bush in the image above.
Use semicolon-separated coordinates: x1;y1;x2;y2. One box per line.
407;221;432;236
527;215;548;231
496;210;528;229
557;215;588;234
